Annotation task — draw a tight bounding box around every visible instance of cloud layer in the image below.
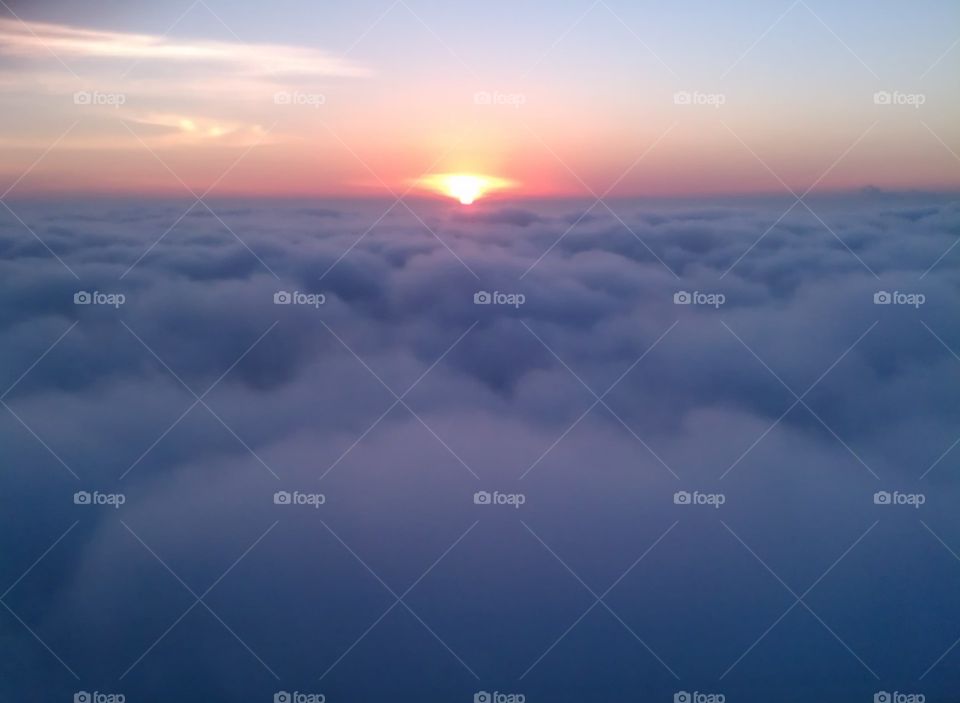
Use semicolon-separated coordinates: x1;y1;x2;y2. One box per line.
1;192;960;702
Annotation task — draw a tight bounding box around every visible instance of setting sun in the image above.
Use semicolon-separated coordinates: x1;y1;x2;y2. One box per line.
417;173;515;204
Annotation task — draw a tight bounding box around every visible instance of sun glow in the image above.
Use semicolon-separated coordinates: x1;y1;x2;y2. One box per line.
417;173;514;204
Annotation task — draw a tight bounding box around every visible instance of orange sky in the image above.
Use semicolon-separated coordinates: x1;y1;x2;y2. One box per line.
1;9;958;199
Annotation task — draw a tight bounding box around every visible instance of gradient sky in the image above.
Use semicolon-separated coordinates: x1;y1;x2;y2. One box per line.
1;0;958;197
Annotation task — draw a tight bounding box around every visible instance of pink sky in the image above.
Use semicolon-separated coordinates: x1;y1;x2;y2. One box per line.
1;11;958;199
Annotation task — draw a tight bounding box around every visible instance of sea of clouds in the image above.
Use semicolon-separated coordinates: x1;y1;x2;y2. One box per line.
1;191;959;702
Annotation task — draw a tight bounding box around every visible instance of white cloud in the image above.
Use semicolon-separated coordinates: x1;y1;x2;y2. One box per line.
0;17;370;77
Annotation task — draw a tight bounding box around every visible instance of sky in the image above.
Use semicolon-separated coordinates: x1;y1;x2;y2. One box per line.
2;2;960;702
1;0;959;197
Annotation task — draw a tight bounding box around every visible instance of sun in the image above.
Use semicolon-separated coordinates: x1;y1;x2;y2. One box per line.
446;175;484;205
417;173;514;205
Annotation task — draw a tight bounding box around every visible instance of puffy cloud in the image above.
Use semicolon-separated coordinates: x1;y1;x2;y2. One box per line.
1;193;960;701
